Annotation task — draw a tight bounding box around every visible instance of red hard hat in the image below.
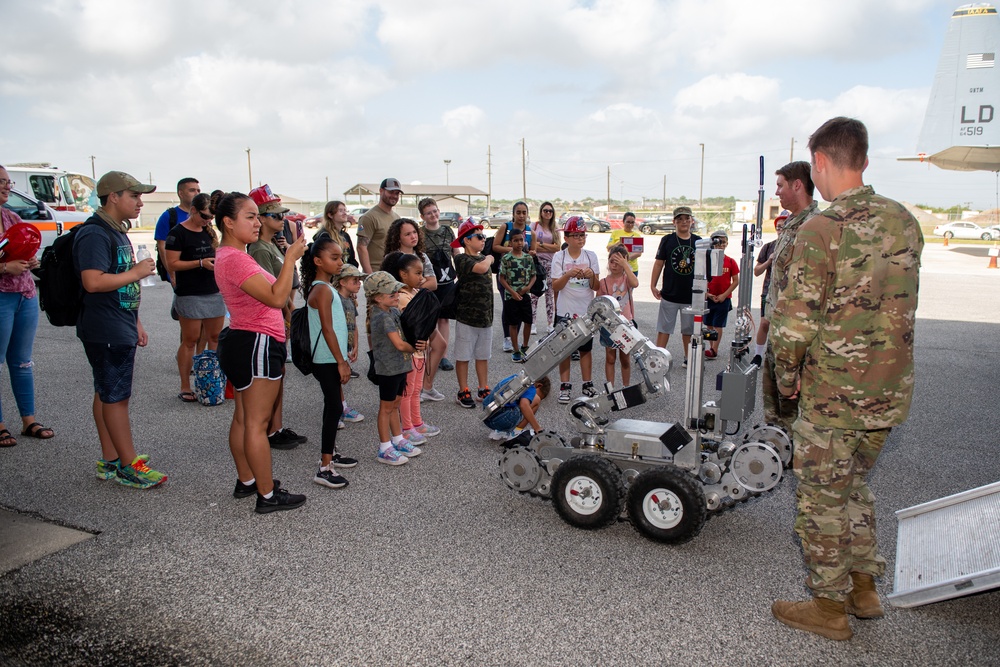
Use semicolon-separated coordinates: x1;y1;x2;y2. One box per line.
0;223;42;261
249;184;281;207
562;216;587;234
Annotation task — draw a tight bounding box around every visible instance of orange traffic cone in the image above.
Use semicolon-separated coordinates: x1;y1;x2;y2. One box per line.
943;235;949;247
989;251;998;269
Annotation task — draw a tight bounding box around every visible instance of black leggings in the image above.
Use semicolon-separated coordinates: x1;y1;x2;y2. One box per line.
313;363;344;456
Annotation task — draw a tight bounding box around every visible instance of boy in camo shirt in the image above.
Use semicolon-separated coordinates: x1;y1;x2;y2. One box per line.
450;220;494;408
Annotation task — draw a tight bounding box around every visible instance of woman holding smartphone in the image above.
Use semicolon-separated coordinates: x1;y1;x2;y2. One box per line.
214;192;308;514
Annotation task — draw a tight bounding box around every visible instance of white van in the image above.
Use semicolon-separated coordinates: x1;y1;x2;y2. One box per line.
4;163;97;213
1;189;86;257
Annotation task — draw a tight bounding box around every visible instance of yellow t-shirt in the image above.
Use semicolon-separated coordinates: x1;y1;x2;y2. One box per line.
607;229;643;272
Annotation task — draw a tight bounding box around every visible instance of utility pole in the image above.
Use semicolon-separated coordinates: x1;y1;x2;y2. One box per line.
790;137;795;162
663;175;666;210
521;138;526;200
90;155;96;179
444;159;451;185
325;176;329;202
607;166;611;211
699;143;705;209
246;148;252;191
487;145;492;213
148;172;153;185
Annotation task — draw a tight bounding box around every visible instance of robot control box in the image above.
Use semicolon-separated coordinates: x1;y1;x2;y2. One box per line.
718;366;758;422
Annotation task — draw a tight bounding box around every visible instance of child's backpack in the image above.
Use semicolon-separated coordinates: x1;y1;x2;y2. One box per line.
289;306;320;375
192;350;226;406
35;220;109;327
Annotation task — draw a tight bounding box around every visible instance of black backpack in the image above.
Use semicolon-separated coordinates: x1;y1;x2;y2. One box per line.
289;305;320;375
35;220;111;327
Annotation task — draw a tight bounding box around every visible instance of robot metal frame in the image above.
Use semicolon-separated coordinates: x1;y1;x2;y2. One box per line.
485;158;793;544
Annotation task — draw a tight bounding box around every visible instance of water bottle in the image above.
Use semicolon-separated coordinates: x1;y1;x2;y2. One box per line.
136;244;156;287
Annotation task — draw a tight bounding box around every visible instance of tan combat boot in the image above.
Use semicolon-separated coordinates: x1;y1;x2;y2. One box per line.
772;597;853;641
845;572;884;618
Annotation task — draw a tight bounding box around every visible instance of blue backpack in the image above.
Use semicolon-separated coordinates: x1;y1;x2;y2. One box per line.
192;350;226;406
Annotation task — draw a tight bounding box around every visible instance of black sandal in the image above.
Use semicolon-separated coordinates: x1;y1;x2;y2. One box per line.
0;428;16;447
21;422;54;439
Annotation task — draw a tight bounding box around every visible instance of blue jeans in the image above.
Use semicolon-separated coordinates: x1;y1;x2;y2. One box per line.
0;291;39;422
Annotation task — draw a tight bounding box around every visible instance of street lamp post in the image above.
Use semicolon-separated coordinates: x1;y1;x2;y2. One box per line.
699;143;705;209
246;148;252;191
444;159;451;186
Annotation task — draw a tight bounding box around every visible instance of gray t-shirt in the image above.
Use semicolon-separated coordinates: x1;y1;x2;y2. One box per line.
370;306;411;376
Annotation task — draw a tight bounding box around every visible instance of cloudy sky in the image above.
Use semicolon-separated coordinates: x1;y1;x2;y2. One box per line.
2;0;996;210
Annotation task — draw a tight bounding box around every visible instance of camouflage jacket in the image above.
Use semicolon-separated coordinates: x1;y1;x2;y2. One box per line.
770;185;923;429
765;200;818;320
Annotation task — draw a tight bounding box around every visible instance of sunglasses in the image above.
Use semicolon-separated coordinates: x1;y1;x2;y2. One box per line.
541;209;554;214
262;212;284;220
566;233;586;239
465;233;486;241
199;211;213;221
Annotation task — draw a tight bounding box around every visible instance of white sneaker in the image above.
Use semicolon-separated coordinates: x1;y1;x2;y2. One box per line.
502;338;514;353
337;420;345;430
490;429;513;441
420;387;445;402
530;324;537;335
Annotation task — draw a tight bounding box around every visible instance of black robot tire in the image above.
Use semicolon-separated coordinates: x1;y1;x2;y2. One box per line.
551;455;625;530
626;467;707;544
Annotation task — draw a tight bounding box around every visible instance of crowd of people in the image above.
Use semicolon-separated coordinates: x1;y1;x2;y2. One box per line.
0;117;923;642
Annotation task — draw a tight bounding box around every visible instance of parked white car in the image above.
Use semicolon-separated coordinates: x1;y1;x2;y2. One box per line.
932;221;996;240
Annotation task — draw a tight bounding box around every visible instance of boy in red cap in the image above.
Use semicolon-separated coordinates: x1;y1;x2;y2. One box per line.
450;219;494;408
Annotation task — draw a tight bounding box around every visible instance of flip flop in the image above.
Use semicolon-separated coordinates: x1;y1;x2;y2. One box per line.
178;391;197;403
20;422;54;439
0;429;16;447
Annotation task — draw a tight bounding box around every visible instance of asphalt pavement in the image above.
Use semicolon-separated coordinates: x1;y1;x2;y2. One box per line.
0;231;998;666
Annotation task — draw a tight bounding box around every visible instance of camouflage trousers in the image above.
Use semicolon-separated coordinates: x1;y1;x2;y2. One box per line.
762;344;799;432
792;418;889;602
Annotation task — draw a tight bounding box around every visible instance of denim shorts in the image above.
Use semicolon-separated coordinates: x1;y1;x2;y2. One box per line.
83;342;137;404
705;298;732;328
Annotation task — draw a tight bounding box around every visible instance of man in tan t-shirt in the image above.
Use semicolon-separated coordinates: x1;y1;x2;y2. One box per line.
357;177;402;273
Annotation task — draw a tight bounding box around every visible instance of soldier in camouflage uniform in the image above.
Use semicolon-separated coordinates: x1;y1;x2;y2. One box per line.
763;161;817;432
769;118;923;641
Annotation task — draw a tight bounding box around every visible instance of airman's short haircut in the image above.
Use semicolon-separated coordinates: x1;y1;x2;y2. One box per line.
775;161;815;197
808;117;868;172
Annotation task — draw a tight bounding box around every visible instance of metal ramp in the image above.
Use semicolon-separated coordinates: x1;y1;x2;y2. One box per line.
889;481;1000;608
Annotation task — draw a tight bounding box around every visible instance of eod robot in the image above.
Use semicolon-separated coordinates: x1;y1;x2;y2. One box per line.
485;162;792;544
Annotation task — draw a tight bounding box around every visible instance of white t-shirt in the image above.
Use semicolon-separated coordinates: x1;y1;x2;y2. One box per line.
551;249;599;318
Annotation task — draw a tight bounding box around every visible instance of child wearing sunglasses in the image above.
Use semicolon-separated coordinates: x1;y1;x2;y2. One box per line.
451;220;495;409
